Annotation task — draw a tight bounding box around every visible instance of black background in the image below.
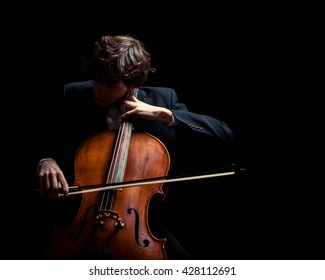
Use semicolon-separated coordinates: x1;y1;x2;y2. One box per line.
2;4;323;260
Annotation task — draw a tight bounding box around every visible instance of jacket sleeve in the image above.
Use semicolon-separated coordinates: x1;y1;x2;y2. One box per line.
169;88;234;142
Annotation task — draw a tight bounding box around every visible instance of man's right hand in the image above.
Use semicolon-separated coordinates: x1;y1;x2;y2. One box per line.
37;159;69;200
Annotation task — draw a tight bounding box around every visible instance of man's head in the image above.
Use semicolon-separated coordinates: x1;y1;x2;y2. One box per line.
83;35;154;90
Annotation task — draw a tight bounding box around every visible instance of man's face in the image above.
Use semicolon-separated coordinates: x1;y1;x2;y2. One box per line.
93;80;129;108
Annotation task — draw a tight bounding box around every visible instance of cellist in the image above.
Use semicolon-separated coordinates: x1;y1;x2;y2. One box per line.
36;34;234;259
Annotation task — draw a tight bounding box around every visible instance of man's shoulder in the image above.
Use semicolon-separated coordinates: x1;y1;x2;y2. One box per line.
63;80;94;104
141;86;173;92
139;86;177;106
64;80;93;92
140;86;175;96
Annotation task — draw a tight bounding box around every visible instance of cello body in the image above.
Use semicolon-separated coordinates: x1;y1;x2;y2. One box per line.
43;129;170;259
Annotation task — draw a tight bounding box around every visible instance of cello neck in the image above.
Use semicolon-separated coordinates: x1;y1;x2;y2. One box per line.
106;88;138;184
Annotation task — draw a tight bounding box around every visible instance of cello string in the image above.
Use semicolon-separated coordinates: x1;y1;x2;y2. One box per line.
102;122;123;211
103;88;139;211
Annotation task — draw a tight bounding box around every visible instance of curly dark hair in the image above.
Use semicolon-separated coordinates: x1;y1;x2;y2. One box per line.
82;35;155;89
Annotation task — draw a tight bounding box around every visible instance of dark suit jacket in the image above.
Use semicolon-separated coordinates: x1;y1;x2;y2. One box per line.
60;80;234;180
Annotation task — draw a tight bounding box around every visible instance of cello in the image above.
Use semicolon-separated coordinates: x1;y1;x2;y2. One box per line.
43;89;170;260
